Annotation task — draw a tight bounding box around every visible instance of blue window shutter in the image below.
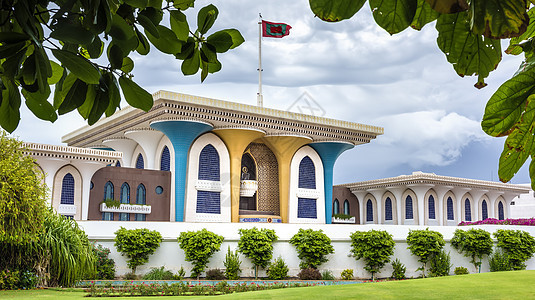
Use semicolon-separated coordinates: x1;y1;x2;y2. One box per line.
498;202;504;220
60;173;75;205
297;198;317;219
428;195;436;219
482;200;488;220
160;146;170;171
343;200;350;215
104;181;114;200
447;197;454;220
298;156;316;189
465;199;471;221
405;195;413;219
135;154;144;169
385;197;392;221
366;200;373;222
198;144;220;181
196;191;221;214
333;199;339;214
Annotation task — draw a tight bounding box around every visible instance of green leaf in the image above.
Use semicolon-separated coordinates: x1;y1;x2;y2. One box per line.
103;72;121;117
0;31;30;43
139;7;163;26
118;76;153;111
137;13;160;38
173;0;195;10
147;0;162;8
226;29;245;49
108;43;125;69
411;0;440;30
145;25;182;54
197;4;218;35
109;14;136;41
498;95;535;182
135;27;150;55
206;30;233;53
0;79;21;133
0;41;28;59
481;67;535;137
50;18;95;45
82;36;104;59
88;87;110;125
22;85;57;122
169;10;189;41
436;12;502;89
175;37;195;60
529;158;535;189
124;0;148;9
77;84;95;120
507;8;535;55
424;0;468;14
470;0;528;39
52;49;101;84
121;57;134;73
58;78;88;115
370;0;418;35
181;48;200;75
308;0;366;22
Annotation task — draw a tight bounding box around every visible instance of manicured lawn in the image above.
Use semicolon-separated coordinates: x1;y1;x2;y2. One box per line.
0;270;533;299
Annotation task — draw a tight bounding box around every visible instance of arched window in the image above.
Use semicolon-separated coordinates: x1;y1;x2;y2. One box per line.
116;160;121;167
465;198;471;221
160;146;170;171
298;156;316;189
60;173;74;205
498;201;505;220
366;199;373;222
405;195;413;219
482;200;488;220
102;181;114;220
343;200;350;215
198;144;220;181
333;199;340;215
135;153;144;169
385;197;393;221
135;184;146;221
447;197;454;220
119;183;130;221
428;195;435;220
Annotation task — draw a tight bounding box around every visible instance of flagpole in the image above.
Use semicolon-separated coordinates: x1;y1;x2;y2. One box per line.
257;13;263;107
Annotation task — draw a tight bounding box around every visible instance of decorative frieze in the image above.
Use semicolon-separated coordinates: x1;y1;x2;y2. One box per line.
296;188;321;199
58;204;76;215
100;203;151;214
195;180;223;192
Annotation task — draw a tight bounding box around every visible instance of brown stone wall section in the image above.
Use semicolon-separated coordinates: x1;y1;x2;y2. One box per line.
247;143;280;215
333;186;359;224
88;166;171;221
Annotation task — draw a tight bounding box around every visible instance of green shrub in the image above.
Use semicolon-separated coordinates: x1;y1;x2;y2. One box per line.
142;266;174;280
451;229;493;273
391;259;406;280
93;244;115;280
454;266;469;275
238;227;278;279
350;230;395;280
0;269;19;290
297;268;321;280
267;257;289;280
489;249;513;272
493;229;535;270
172;267;186;280
114;227;163;274
340;269;354;280
321;270;335;280
123;272;138;280
223;246;241;280
428;250;452;277
177;229;224;279
205;269;225;280
332;213;352;220
18;270;38;289
406;228;445;278
290;229;334;269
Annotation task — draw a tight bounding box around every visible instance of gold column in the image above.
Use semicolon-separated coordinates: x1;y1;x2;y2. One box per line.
262;135;312;223
213;128;265;222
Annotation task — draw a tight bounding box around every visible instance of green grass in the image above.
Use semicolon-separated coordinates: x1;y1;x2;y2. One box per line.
1;271;534;299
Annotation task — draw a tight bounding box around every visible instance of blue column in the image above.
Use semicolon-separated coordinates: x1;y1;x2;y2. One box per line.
151;120;213;221
309;142;354;224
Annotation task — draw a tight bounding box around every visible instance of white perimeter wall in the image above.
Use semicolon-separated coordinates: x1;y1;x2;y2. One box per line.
79;222;535;279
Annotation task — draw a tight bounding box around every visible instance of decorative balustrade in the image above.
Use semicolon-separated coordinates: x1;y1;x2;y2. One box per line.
296;188;321;199
240;180;258;197
332;216;356;224
100;203;151;214
58;204;76;215
195;180;223;192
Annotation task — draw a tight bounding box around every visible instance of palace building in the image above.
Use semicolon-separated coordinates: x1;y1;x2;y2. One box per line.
332;171;532;225
25;91;384;224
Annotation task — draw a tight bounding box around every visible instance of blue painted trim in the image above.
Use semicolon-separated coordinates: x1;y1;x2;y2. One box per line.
309;142;354;224
151;120;213;222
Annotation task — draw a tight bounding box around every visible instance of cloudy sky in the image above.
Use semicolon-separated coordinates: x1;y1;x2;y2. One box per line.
10;0;532;185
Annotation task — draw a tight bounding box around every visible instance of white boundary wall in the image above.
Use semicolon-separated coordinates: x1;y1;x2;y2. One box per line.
79;222;535;279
